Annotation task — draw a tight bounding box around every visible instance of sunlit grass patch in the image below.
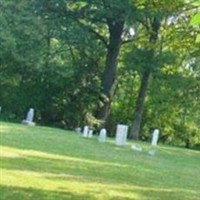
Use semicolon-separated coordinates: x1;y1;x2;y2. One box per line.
0;122;200;200
1;169;142;199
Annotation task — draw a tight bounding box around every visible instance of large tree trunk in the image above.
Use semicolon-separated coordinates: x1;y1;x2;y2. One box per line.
129;70;151;140
96;21;124;122
130;17;160;140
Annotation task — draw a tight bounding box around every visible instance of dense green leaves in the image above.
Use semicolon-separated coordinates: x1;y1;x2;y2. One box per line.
0;0;199;147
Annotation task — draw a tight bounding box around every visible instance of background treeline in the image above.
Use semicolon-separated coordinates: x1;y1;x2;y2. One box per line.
0;0;200;148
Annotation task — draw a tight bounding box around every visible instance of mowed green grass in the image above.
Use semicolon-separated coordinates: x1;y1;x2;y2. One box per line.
0;122;200;200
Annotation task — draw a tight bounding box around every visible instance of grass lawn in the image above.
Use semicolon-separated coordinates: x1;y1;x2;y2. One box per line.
0;122;200;200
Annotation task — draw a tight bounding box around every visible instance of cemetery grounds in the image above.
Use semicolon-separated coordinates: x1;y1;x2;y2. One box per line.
0;122;200;200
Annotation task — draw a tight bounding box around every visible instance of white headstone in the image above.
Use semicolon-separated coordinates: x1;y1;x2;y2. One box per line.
115;124;128;146
131;145;143;152
26;108;34;122
151;129;159;146
83;126;89;137
148;149;156;156
99;128;107;143
75;127;81;134
22;108;35;126
88;130;93;138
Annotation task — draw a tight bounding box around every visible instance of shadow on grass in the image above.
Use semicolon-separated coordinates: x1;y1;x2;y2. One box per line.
0;153;155;186
0;128;150;173
119;186;199;200
0;127;116;159
1;156;199;200
1;123;200;200
0;185;94;200
0;182;198;200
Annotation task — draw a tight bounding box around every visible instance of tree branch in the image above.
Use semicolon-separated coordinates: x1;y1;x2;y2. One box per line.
87;27;108;48
121;38;135;45
77;20;108;48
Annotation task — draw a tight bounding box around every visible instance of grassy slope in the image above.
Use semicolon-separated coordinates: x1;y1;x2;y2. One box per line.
0;122;200;200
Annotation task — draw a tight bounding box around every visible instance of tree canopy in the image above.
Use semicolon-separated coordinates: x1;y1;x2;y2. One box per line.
0;0;199;148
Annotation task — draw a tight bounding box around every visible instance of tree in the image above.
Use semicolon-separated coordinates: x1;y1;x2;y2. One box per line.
118;0;192;139
64;0;140;125
0;0;199;147
0;0;44;118
190;0;200;42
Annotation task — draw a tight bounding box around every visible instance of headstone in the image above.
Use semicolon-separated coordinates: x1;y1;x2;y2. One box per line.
22;108;35;126
148;129;160;156
88;130;93;138
151;129;159;146
115;124;128;146
131;145;143;152
75;127;81;134
148;149;156;156
83;126;89;137
98;128;107;143
26;108;34;122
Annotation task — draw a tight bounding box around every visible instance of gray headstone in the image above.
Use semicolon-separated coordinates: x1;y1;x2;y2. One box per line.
88;130;93;138
148;149;156;156
22;108;35;126
115;124;128;146
148;129;160;156
83;126;89;137
99;128;107;143
26;108;34;122
75;127;81;134
131;145;143;152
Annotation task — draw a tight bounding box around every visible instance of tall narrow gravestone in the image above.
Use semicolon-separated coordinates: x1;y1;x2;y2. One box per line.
151;129;159;146
22;108;35;126
88;130;93;138
83;126;89;137
98;128;107;143
115;124;128;146
148;129;160;156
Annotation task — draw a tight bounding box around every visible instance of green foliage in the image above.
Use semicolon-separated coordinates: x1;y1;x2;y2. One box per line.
0;0;199;147
190;13;200;25
189;0;200;42
142;70;200;147
0;0;104;128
